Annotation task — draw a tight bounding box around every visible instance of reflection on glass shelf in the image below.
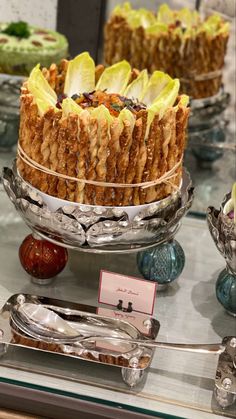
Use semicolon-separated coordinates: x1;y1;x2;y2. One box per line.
185;147;235;216
0;149;16;170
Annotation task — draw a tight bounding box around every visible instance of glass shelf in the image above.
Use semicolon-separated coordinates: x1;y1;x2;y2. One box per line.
185;146;235;216
0;187;235;418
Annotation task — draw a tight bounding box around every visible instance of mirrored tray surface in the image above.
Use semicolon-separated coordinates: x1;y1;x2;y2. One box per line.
0;294;160;387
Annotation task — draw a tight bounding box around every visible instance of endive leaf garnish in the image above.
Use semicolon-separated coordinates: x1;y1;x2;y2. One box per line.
176;94;189;107
90;104;114;126
118;108;136;131
137;9;156;28
223;183;236;223
61;97;83;116
28;64;58;116
64;52;95;97
145;22;168;34
142;71;172;106
201;14;222;35
96;60;131;94
177;8;194;28
146;78;180;135
217;22;230;35
113;2;131;17
124;69;148;101
157;4;174;24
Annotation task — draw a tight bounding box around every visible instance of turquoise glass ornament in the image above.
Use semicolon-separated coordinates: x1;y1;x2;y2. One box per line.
137;239;185;290
216;268;236;316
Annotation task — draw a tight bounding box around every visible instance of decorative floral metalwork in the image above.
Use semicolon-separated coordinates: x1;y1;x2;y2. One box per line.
2;162;193;252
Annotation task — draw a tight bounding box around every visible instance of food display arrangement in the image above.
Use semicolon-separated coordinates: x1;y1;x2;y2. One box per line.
104;3;230;98
17;51;189;207
0;21;68;76
0;6;235;411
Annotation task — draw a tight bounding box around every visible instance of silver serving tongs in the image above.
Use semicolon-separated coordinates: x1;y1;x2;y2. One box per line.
11;303;225;355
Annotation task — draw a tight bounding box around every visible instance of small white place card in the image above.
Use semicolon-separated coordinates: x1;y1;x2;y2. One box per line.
98;270;157;315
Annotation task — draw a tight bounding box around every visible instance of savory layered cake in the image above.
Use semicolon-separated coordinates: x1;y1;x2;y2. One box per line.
0;21;68;75
17;51;190;207
104;3;230;98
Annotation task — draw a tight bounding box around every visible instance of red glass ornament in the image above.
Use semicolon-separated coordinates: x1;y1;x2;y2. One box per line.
19;234;68;283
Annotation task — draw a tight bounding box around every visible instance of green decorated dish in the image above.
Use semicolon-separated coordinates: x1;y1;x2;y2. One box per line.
0;21;68;76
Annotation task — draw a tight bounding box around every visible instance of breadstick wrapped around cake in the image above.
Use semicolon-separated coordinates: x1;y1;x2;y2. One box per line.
104;3;230;99
17;52;189;207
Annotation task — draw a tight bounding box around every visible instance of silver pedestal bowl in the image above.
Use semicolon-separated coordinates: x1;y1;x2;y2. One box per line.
1;161;193;287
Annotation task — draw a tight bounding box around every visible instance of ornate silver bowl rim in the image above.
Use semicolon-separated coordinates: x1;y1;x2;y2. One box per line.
207;192;236;274
1;162;194;253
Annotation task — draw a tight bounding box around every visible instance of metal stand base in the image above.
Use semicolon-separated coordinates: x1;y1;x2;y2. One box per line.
30;276;56;286
121;367;145;387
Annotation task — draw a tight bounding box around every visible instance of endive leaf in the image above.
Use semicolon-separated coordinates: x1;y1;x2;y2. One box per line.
28;64;58;115
113;2;131;16
217;22;230;35
157;4;174;24
176;94;189;107
90;104;114;126
146;78;180;135
61;97;83;116
64;52;95;97
124;69;148;101
118;108;136;131
202;14;223;35
96;60;131;94
142;71;172;106
138;9;156;28
177;8;194;27
145;22;168;34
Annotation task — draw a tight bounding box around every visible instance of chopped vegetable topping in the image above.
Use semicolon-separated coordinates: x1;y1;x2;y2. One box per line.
56;93;67;108
27;52;185;139
2;21;30;39
70;90;147;116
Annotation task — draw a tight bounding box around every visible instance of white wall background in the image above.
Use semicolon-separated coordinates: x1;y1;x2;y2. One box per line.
0;0;58;29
